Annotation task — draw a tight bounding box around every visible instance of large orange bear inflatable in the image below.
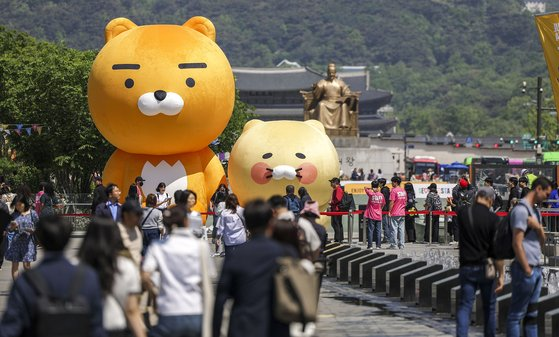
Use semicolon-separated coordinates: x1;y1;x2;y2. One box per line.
88;17;234;212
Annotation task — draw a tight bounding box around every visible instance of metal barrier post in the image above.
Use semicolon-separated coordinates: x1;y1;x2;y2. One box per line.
443;213;449;245
428;211;433;246
348;209;354;245
362;215;367;246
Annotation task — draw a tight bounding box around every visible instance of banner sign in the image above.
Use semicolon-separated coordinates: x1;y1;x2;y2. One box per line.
535;13;559;118
342;181;455;198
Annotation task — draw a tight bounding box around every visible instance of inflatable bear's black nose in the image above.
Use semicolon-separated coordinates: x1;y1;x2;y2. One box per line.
154;90;167;101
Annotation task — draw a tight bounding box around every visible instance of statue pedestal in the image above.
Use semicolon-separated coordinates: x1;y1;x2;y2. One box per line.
326;128;358;137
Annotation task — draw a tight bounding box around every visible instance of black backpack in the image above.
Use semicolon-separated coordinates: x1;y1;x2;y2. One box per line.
25;266;92;337
339;192;354;211
494;203;532;260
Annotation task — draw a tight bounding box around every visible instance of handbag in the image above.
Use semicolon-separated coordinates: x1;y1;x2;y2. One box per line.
467;207;496;280
274;257;319;324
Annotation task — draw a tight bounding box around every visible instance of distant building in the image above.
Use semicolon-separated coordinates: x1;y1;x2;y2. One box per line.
233;64;396;136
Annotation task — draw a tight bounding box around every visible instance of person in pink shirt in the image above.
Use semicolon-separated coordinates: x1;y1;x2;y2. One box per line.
364;180;385;249
34;182;47;215
389;176;407;249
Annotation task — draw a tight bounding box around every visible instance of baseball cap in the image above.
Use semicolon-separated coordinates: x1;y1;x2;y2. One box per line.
391;176;401;184
329;177;340;184
135;176;146;182
459;178;469;188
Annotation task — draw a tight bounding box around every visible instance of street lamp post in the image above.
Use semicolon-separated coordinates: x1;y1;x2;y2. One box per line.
522;76;555;164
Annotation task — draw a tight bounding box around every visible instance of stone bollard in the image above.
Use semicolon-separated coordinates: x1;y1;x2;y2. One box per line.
348;252;383;285
337;250;371;281
432;274;460;313
416;269;458;307
371;258;412;293
359;254;398;289
326;247;360;277
400;265;443;302
386;261;427;297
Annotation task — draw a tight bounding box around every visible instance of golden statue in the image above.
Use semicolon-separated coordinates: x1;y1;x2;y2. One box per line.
301;63;360;136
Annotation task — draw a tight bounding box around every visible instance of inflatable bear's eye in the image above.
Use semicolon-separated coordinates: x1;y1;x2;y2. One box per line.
124;78;134;89
296;153;306;159
262;153;273;159
186;78;196;88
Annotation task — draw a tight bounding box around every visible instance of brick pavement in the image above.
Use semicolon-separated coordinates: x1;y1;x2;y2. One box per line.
316;279;488;337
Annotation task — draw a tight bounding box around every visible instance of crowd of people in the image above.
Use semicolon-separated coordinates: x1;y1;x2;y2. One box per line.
0;171;556;337
0;176;328;337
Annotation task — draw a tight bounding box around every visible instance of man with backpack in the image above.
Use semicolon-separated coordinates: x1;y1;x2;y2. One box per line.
283;185;301;216
506;177;551;337
329;177;345;243
455;187;504;337
449;178;475;243
0;215;105;337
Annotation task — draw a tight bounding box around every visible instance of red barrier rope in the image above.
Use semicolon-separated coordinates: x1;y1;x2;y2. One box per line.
58;209;559;218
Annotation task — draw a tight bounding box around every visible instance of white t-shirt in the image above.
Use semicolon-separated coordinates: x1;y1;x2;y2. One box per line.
103;256;142;331
155;192;170;210
142;228;216;316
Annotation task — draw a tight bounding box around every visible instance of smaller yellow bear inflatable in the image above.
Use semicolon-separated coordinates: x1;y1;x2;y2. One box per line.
228;120;340;212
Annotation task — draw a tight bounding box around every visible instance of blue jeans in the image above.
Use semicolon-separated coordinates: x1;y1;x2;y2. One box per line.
390;216;405;248
382;214;392;243
149;314;202;337
456;265;496;337
367;219;382;248
506;262;542;337
142;228;161;256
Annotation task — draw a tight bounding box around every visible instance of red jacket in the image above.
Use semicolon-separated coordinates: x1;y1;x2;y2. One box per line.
330;186;344;211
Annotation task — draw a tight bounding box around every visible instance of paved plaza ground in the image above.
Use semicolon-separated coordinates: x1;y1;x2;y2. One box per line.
0;235;491;337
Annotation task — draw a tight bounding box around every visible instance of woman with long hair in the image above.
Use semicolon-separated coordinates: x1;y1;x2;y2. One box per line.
404;182;418;243
271;219;301;257
141;194;164;255
39;183;61;217
155;182;171;210
297;187;312;211
185;189;204;239
5;194;38;280
79;217;145;337
210;184;228;254
216;194;246;256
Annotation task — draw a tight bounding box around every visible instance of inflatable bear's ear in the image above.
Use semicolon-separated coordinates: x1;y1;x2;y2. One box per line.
304;120;326;134
105;18;138;43
242;120;263;133
184;16;216;41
